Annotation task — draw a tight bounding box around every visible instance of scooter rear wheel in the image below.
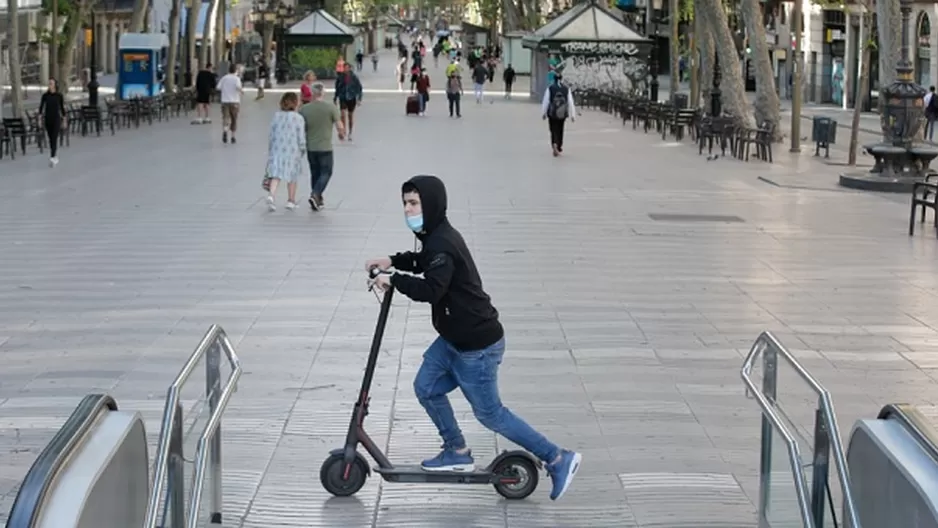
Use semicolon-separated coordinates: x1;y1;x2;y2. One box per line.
491;455;539;500
320;453;369;497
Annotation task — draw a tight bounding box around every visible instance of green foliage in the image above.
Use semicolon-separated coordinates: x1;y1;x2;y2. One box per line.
356;0;397;17
679;0;693;22
290;46;341;76
37;0;88;53
40;0;82;19
477;0;500;25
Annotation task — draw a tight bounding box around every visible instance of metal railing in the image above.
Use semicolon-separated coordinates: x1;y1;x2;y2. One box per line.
143;325;243;528
741;331;861;528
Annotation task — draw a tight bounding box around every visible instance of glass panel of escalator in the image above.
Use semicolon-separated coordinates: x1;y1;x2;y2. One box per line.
763;425;811;528
182;386;213;526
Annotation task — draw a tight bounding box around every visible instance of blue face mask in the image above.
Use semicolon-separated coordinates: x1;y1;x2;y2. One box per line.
406;214;423;233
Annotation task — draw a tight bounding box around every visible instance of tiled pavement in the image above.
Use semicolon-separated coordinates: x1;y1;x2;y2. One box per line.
1;50;938;527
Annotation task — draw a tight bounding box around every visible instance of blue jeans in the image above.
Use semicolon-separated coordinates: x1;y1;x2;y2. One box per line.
473;83;484;102
418;92;428;112
413;337;560;463
307;150;334;196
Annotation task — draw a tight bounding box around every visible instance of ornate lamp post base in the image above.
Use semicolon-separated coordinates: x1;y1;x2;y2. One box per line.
839;1;936;193
839;143;938;192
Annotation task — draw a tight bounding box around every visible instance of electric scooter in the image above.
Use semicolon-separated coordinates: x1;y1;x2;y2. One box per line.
319;269;542;500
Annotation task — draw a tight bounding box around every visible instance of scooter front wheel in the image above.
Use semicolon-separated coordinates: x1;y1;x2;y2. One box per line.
491;455;539;500
320;453;369;497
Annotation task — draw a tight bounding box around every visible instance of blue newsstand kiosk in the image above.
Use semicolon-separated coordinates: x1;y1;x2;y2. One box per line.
117;33;168;100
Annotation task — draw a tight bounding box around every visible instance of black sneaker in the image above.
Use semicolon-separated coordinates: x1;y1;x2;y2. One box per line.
222;131;228;144
308;196;320;211
231;136;236;144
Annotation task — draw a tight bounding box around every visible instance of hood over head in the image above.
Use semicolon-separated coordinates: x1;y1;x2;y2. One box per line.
403;175;447;236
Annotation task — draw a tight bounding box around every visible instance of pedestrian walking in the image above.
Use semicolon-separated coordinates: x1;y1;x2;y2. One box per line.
264;92;307;212
38;77;66;167
540;74;576;157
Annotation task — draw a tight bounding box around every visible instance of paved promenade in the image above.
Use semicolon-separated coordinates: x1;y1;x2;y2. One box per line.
1;49;938;527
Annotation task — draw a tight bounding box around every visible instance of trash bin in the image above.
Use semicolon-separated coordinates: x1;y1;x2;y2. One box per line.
811;116;837;158
672;93;689;109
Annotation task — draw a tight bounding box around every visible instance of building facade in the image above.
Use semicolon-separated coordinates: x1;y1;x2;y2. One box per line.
759;0;938;110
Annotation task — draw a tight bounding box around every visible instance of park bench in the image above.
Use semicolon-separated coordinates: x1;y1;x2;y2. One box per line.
909;174;938;238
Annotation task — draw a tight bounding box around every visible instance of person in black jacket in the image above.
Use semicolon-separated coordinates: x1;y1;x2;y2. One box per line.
365;175;582;501
38;77;66;167
503;64;516;100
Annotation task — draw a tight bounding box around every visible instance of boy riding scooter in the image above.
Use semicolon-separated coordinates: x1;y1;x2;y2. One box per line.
366;175;582;501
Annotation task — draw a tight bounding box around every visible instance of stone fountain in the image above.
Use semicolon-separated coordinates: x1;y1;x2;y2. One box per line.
839;2;938;192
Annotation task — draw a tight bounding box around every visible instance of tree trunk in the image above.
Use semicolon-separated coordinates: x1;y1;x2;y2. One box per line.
849;9;873;166
696;13;713;108
688;10;698;107
739;0;780;137
213;0;224;66
875;0;901;139
130;0;147;32
56;8;86;92
261;26;274;72
166;0;182;91
521;0;538;30
501;0;522;31
876;0;901;90
199;0;219;68
698;0;750;125
185;0;200;85
669;0;679;99
6;0;25;118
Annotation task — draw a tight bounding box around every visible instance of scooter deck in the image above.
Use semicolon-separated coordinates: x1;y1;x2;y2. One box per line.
374;464;494;484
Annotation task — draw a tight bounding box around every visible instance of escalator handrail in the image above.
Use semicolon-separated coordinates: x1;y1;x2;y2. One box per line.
4;394;118;528
878;403;938;464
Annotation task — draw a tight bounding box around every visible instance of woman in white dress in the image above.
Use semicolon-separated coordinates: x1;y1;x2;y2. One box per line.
265;92;307;212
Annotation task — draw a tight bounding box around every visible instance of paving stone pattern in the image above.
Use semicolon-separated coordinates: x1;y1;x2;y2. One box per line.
1;50;938;527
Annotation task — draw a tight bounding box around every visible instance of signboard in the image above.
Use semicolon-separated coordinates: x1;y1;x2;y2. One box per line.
549;41;644;57
119;49;156;99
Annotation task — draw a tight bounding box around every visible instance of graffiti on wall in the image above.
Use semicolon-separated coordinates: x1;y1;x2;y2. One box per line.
559;41;641;56
559;55;648;94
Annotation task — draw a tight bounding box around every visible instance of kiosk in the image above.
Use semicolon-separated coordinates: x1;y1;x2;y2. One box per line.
117;33;168;99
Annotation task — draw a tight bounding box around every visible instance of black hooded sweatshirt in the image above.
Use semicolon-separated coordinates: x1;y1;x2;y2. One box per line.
389;176;504;351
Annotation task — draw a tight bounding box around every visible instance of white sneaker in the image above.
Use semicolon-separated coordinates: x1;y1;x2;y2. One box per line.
285;201;296;211
49;157;58;167
266;195;276;212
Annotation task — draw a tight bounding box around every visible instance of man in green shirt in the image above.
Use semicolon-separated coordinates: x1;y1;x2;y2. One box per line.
298;82;346;211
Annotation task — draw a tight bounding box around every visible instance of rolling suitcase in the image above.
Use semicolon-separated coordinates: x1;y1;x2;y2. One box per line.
406;95;420;115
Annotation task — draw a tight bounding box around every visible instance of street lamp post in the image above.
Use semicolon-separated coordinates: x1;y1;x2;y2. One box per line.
51;0;59;82
710;50;721;116
275;3;295;84
184;2;193;87
252;0;295;85
649;21;659;101
88;11;99;107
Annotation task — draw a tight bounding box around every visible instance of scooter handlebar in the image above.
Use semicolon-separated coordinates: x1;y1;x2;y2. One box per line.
368;267;391;279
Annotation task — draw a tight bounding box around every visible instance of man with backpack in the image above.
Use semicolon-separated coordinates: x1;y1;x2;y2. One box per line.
540;74;576;157
926;86;937;141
